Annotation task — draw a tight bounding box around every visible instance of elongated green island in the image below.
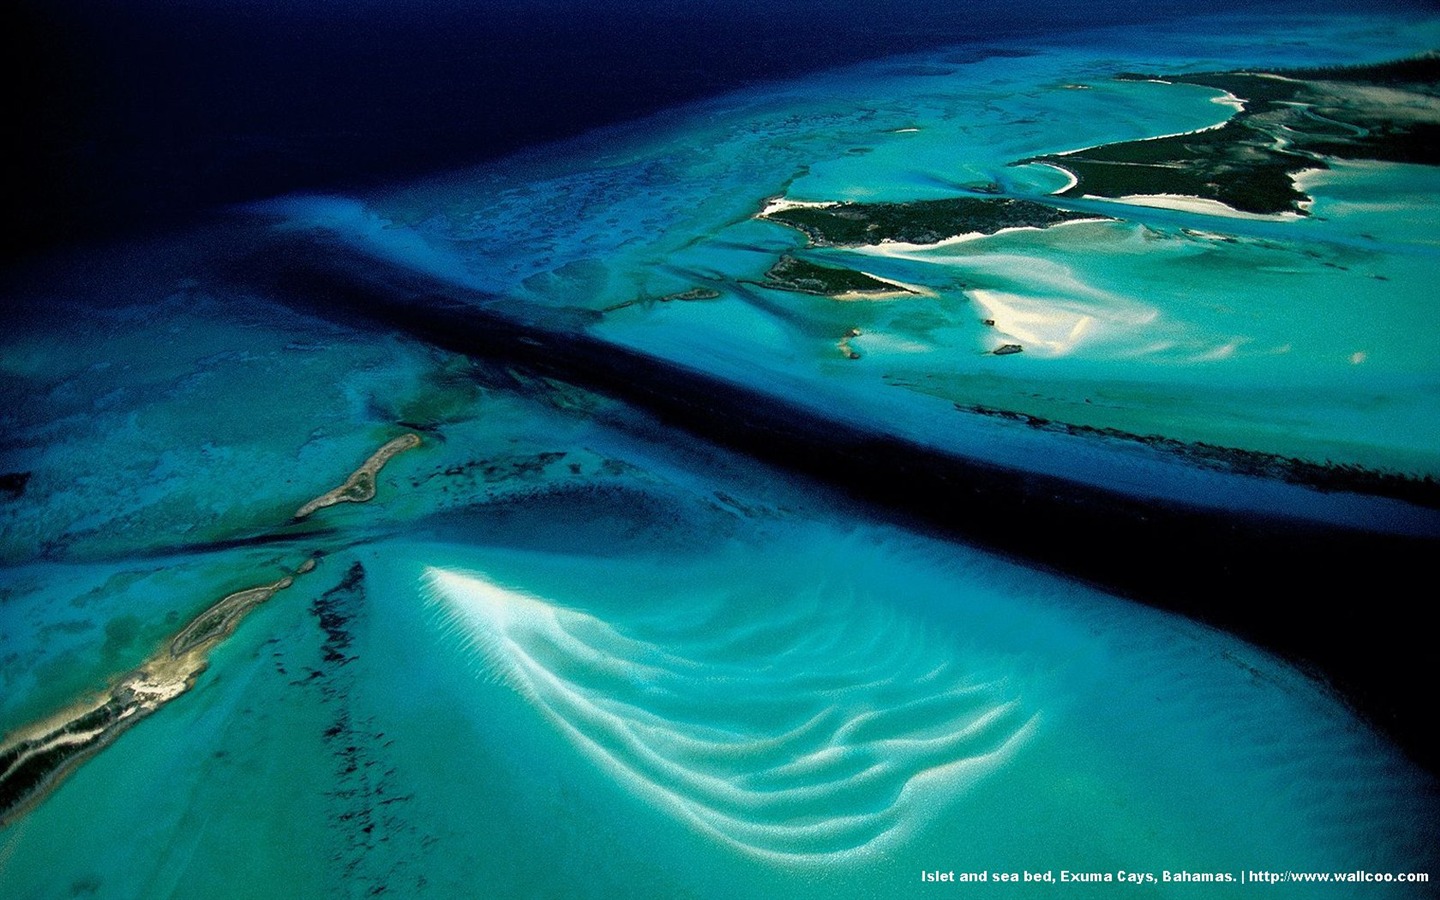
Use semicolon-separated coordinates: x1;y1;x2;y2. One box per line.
761;254;919;298
760;196;1099;246
1026;54;1440;214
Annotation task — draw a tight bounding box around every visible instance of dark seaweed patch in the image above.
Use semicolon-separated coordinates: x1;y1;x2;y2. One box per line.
956;403;1440;508
304;562;425;893
0;472;31;499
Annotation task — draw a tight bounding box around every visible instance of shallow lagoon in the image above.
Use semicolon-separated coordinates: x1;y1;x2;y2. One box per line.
262;15;1440;491
3;415;1436;896
3;9;1440;898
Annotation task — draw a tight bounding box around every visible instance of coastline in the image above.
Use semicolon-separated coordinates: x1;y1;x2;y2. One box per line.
1084;193;1304;219
1;434;420;826
852;215;1111;254
245;236;1440;773
5;12;1440;892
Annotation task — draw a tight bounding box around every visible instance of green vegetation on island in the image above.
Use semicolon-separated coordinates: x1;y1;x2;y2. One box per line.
662;287;723;302
1026;53;1440;215
761;197;1099;247
761;254;914;297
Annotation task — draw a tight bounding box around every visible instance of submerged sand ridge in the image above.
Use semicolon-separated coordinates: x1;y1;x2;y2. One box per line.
426;567;1039;861
5;19;1440;893
0;433;420;826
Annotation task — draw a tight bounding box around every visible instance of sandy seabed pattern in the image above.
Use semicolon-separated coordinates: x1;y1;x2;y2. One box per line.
2;9;1439;900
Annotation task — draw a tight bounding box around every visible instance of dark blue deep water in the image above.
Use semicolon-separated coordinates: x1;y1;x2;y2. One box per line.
7;0;1425;261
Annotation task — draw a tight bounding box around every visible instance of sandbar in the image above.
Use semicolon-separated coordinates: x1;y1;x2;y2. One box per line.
294;433;422;519
1087;193;1303;220
2;433;422;826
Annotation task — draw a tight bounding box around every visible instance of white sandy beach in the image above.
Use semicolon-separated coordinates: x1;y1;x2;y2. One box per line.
835;271;933;300
1088;193;1303;220
968;289;1099;357
850;217;1111;256
1032;162;1079;194
1209;88;1245;116
758;196;839;217
1044;86;1242;159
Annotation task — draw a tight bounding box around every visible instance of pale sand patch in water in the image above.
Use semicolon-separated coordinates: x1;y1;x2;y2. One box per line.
1087;193;1303;220
758;196;840;217
968;290;1098;357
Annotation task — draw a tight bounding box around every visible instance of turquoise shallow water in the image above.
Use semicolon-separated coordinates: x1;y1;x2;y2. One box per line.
4;476;1437;896
262;11;1440;481
3;9;1440;899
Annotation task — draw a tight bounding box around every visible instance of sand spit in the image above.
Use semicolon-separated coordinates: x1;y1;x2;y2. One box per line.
1031;162;1080;194
295;433;422;519
834;271;933;301
0;434;419;826
853;216;1110;255
1091;193;1303;220
0;571;304;826
758;196;839;217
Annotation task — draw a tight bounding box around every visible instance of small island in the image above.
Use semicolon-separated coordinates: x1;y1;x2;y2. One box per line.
600;286;722;314
294;433;422;519
760;196;1100;247
761;254;919;298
